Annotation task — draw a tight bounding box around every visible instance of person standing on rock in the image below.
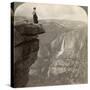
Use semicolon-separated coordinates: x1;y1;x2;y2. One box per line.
32;7;38;24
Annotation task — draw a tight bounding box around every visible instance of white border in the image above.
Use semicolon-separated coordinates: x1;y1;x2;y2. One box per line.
0;0;89;90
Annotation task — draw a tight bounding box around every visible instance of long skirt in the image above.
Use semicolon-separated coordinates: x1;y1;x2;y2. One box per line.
33;14;38;24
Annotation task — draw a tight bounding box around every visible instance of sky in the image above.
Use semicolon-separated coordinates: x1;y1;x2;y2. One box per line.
15;3;87;22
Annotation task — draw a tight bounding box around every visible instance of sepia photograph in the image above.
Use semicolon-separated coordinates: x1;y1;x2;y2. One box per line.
11;2;88;88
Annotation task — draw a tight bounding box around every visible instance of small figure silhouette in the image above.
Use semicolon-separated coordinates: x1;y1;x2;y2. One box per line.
32;7;38;24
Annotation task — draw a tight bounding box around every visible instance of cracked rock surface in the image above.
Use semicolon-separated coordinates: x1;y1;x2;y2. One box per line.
14;22;45;87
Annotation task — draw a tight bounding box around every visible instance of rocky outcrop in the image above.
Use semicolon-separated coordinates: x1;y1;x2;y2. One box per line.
14;23;45;87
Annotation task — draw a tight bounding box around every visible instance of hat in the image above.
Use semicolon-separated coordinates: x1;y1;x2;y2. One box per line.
33;7;36;10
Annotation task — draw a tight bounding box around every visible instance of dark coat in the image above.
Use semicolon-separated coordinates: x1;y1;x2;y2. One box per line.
33;12;38;24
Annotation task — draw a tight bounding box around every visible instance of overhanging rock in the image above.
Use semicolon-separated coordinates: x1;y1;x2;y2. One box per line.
14;23;45;87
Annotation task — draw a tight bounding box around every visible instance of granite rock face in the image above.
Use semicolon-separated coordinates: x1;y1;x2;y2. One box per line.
13;19;87;87
14;23;45;87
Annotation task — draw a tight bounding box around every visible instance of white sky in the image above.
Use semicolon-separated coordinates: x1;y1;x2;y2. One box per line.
15;3;87;22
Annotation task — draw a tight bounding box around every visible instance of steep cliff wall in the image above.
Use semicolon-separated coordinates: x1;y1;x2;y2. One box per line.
14;23;45;87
